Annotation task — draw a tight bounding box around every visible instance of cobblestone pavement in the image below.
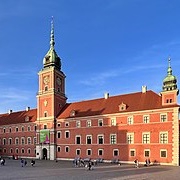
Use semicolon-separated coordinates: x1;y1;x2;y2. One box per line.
0;159;180;180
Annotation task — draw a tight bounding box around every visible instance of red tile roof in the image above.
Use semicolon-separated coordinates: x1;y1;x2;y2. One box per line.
0;109;37;126
57;90;178;119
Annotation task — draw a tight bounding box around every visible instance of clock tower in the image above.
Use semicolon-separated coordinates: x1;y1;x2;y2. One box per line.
36;17;67;160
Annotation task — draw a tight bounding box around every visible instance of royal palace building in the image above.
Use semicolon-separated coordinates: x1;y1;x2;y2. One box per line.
0;19;180;166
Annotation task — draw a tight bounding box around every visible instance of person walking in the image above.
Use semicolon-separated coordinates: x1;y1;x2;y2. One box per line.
21;159;24;167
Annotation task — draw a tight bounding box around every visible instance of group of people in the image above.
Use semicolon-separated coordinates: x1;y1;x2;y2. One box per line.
134;158;151;168
73;158;95;170
20;158;35;167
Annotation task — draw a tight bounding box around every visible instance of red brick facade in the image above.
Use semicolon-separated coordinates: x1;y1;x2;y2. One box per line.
0;21;179;165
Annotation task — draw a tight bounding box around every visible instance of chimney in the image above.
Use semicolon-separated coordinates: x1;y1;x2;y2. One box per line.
8;109;13;114
26;107;30;111
142;85;147;93
104;92;109;99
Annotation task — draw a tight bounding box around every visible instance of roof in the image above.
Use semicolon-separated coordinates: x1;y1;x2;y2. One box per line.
57;90;178;119
0;109;37;126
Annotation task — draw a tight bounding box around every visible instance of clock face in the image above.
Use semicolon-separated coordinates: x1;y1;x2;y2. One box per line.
43;76;49;84
57;77;61;86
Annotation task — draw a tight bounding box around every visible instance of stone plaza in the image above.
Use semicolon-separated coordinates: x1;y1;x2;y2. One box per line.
0;158;180;180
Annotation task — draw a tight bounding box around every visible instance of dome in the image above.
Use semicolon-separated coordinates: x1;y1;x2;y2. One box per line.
162;58;177;91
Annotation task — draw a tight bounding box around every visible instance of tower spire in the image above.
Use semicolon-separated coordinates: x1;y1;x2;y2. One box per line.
50;16;55;49
162;57;177;91
167;57;172;76
43;17;61;70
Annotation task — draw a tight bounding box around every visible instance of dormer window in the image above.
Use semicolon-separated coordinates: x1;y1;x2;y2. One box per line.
25;116;29;122
70;110;76;117
119;102;127;111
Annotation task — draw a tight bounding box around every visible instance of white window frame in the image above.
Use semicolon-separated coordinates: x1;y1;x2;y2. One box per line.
143;115;150;123
160;113;167;122
98;119;103;126
142;132;150;144
110;134;117;144
111;118;116;126
76;121;81;128
15;137;19;145
27;137;31;145
65;131;70;138
57;131;61;138
57;146;61;152
160;149;167;158
127;133;134;144
87;120;91;127
76;149;81;156
160;131;168;144
86;149;92;156
86;135;92;144
97;134;104;144
127;116;133;125
98;149;104;156
130;149;136;157
65;146;69;153
21;137;25;145
113;149;119;156
75;135;81;144
144;149;150;157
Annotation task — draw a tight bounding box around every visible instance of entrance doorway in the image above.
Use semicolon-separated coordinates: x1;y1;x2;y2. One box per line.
42;148;48;160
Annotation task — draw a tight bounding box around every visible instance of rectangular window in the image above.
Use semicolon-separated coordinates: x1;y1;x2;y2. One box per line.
44;124;47;129
65;146;69;153
21;138;25;145
86;135;92;144
87;149;92;156
111;118;116;126
57;132;61;138
110;134;117;144
160;132;168;144
127;133;134;144
3;128;5;133
98;119;103;126
98;135;104;144
144;149;150;157
8;139;11;145
127;116;133;125
130;150;135;157
87;120;91;127
113;149;119;156
160;114;167;122
98;149;103;156
15;138;19;145
28;137;31;144
142;133;150;144
143;115;149;123
76;136;81;144
65;131;70;138
76;149;81;155
57;146;61;152
16;127;18;132
160;150;167;158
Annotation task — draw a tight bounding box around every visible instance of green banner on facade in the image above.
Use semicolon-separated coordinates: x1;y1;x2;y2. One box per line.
40;129;50;144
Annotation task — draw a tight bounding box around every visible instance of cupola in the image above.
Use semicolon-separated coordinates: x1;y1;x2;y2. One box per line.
43;17;61;70
162;57;177;91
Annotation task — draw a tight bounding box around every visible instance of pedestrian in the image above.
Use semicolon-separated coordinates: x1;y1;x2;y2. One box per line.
31;159;35;166
134;159;139;168
21;158;24;167
88;160;92;170
24;160;27;166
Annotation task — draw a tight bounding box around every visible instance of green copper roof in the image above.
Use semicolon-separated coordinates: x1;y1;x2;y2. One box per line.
43;17;61;70
162;57;177;91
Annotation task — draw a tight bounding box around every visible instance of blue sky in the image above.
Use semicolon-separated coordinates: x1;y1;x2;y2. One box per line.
0;0;180;113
